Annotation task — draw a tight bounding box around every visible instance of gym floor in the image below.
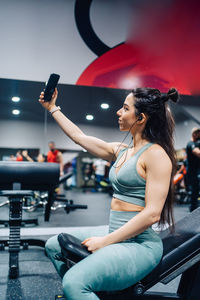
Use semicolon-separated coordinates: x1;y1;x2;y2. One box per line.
0;189;191;300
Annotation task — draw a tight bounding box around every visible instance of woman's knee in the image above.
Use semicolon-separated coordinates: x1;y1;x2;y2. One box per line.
62;271;87;299
45;235;60;254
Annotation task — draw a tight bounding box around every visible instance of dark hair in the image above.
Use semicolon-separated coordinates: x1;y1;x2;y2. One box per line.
192;128;200;136
132;87;179;230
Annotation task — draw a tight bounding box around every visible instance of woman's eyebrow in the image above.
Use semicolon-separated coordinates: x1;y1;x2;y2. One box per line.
123;103;129;107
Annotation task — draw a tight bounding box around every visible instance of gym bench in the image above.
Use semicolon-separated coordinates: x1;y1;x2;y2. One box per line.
0;161;60;278
56;207;200;300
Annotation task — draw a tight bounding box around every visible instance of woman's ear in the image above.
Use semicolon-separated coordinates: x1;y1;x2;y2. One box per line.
137;113;146;123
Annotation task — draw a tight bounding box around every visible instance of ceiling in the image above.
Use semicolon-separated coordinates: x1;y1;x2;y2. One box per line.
0;78;199;127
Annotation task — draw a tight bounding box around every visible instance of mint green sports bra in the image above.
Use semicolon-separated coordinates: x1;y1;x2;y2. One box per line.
109;143;153;207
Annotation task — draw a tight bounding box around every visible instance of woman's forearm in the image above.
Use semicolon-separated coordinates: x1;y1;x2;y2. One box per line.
104;209;159;246
49;107;114;161
51;109;84;145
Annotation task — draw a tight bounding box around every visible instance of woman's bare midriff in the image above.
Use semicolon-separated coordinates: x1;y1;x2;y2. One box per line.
111;197;144;212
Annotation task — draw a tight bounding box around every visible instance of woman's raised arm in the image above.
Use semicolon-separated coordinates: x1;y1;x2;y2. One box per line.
39;88;124;161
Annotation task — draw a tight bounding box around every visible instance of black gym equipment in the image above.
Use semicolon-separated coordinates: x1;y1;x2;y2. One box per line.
0;161;88;279
50;172;88;213
56;207;200;300
0;161;60;278
29;172;88;213
0;171;87;221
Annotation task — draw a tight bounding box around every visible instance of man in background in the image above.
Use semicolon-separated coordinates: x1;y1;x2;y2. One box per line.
47;141;64;176
186;128;200;211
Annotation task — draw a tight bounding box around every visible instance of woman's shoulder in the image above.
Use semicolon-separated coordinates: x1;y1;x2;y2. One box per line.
148;143;164;151
144;144;172;174
111;142;128;160
146;143;171;162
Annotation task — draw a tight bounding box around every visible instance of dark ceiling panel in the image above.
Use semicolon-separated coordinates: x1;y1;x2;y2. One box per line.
0;78;198;127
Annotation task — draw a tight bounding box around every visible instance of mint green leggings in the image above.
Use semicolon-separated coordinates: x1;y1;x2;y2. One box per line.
45;210;163;300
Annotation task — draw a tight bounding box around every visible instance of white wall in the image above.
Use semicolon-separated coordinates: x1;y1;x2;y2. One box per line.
183;105;200;122
174;105;200;150
0;0;130;84
0;119;125;153
174;120;198;150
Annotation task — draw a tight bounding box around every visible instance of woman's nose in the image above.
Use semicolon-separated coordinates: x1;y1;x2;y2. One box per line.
116;108;121;116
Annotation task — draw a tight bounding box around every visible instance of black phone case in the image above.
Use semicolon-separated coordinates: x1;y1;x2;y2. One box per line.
43;73;60;102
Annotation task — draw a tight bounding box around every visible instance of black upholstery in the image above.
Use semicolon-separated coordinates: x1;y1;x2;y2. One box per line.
142;207;200;288
58;233;91;263
0;161;60;222
0;161;60;191
0;161;60;279
57;208;200;299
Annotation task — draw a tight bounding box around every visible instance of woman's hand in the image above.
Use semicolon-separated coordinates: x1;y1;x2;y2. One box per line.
82;236;108;252
38;88;58;111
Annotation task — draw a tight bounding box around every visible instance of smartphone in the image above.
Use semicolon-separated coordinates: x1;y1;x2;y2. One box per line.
43;73;60;102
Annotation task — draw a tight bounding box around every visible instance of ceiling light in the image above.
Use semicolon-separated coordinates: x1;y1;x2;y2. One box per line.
86;114;94;121
12;96;20;102
12;109;20;115
101;103;109;109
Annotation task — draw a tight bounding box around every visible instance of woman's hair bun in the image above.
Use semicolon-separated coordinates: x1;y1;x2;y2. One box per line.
167;88;179;103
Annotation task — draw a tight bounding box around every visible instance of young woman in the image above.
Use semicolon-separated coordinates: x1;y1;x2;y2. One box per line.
39;87;179;300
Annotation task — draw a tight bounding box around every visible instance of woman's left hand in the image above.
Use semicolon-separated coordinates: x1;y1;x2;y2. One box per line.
82;236;108;252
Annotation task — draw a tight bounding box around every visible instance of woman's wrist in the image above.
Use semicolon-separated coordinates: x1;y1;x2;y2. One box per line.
103;235;113;247
47;105;56;112
49;105;61;115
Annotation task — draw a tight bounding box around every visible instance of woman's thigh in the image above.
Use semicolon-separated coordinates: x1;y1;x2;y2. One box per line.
63;241;162;293
45;226;109;278
46;226;108;251
69;226;109;241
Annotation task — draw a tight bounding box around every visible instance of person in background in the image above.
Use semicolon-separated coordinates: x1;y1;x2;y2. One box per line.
93;158;110;191
16;150;23;161
36;153;46;162
47;141;64;176
173;148;187;187
22;150;34;162
9;155;16;161
186;128;200;211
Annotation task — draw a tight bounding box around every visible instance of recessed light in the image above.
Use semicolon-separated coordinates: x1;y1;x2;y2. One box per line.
86;114;94;121
12;109;20;115
12;96;20;102
101;103;109;109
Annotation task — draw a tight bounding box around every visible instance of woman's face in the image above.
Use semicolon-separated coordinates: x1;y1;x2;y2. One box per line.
116;93;137;132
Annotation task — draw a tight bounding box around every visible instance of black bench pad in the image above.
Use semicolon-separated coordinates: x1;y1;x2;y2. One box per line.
58;208;200;290
142;207;200;287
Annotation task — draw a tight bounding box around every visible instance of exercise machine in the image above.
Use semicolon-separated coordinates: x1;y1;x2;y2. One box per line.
0;161;59;278
56;207;200;300
50;172;88;213
0;171;88;225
